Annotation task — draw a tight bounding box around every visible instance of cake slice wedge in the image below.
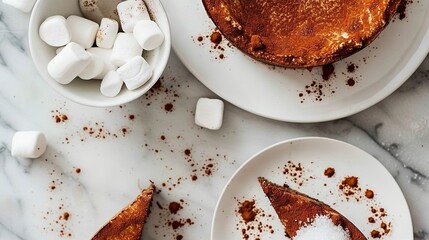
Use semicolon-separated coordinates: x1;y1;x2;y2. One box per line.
258;177;366;239
92;183;155;240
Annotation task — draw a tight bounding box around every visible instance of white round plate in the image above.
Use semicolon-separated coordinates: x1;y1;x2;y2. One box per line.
160;0;429;122
211;137;412;240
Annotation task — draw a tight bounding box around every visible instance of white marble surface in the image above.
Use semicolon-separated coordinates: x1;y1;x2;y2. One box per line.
0;3;429;240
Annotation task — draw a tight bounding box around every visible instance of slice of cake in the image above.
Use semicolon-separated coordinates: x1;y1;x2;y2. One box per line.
92;183;155;240
258;177;366;240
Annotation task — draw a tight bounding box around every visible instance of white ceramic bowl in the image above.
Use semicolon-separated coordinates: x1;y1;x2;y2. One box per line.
29;0;171;107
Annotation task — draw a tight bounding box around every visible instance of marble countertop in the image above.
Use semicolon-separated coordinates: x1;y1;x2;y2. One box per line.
0;3;429;240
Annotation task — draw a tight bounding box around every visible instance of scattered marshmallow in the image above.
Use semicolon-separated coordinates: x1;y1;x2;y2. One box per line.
111;33;143;66
96;18;119;49
47;42;91;84
3;0;36;13
87;47;117;79
11;131;47;159
195;98;224;130
78;52;104;80
66;15;99;49
79;0;122;24
117;0;150;33
133;20;164;50
100;71;123;97
39;16;71;47
117;56;152;90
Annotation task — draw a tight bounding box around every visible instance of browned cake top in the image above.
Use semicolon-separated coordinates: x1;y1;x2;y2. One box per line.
92;184;155;240
203;0;401;67
258;177;366;239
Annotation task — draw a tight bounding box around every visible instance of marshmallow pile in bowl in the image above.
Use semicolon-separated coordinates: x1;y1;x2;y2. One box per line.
29;0;170;107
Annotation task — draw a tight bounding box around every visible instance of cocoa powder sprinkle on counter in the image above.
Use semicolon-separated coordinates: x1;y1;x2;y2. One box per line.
184;149;191;156
324;167;335;177
164;103;174;112
63;212;70;221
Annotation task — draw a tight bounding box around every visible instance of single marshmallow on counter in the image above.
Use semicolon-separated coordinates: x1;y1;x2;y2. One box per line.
78;52;104;80
11;131;47;159
100;71;123;97
195;98;224;130
3;0;36;13
117;0;150;33
96;18;119;49
87;47;117;79
39;16;71;47
47;42;91;84
110;33;143;66
133;20;164;50
117;56;152;90
66;15;99;49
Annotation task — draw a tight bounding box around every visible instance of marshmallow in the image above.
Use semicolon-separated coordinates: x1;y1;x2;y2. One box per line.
66;15;99;49
79;0;122;24
47;42;91;84
78;52;104;80
133;20;164;50
96;18;119;49
11;131;47;159
3;0;36;12
195;98;224;130
56;47;64;54
39;16;71;47
87;47;117;79
117;0;150;33
100;71;123;97
110;33;143;66
117;56;152;90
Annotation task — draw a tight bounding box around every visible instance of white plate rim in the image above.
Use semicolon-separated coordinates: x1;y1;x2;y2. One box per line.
210;136;413;239
170;5;429;123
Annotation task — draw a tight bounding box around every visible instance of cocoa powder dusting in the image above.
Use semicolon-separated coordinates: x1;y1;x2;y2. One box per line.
322;64;335;80
169;202;182;214
324;167;335;178
347;63;356;73
238;200;257;223
63;212;70;221
365;189;375;199
210;31;222;45
343;176;358;187
371;230;381;238
397;0;410;20
164;103;174;112
184;149;191;156
346;78;356;86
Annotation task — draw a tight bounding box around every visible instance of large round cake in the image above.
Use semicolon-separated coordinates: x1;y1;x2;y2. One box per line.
202;0;401;67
